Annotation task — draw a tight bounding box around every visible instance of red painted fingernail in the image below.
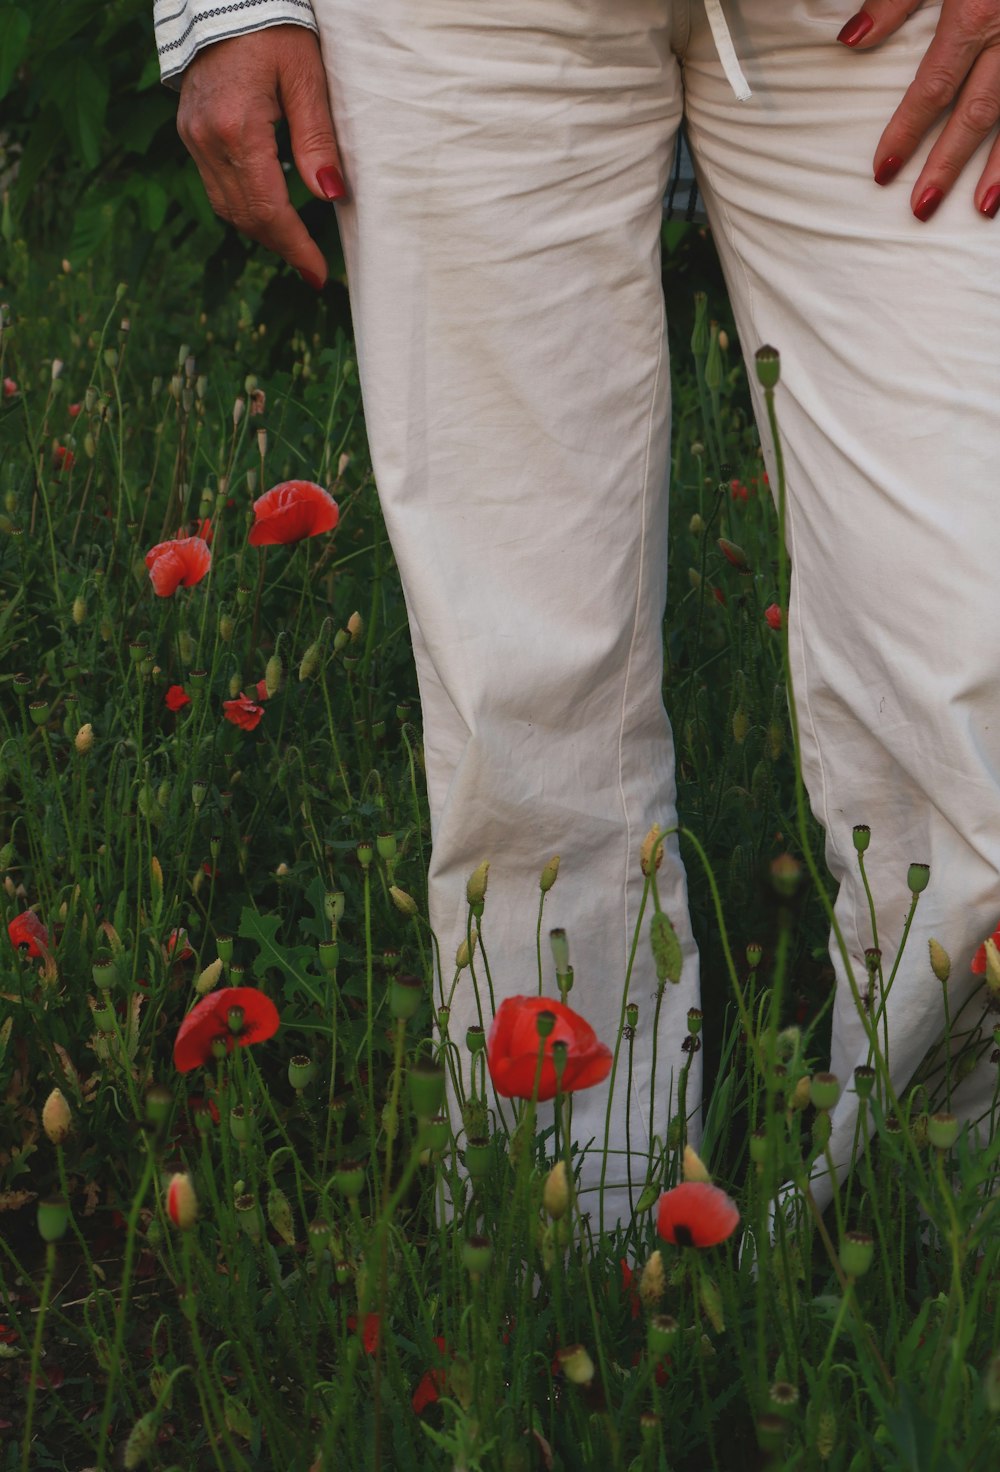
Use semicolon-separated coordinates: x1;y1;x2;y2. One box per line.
980;185;1000;219
913;187;944;222
316;164;347;201
298;268;325;292
874;155;904;187
838;12;874;46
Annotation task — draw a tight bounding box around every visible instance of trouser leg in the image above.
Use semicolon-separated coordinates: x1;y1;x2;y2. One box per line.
683;0;1000;1194
314;0;699;1221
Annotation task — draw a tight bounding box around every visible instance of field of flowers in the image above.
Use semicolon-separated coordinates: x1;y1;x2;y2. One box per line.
0;224;998;1472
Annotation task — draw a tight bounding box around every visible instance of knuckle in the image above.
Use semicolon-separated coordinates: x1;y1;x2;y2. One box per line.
917;67;959;113
961;93;1000;135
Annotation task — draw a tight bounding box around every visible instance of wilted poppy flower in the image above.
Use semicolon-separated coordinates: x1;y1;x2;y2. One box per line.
2;378;17;399
145;537;211;597
53;444;75;474
656;1182;740;1248
764;604;783;631
412;1337;450;1413
165;684;191;712
486;995;612;1101
165;928;193;962
7;911;51;958
248;480;339;546
345;1312;381;1356
172;986;280;1072
972;922;1000;974
223;693;265;731
254;678;270;703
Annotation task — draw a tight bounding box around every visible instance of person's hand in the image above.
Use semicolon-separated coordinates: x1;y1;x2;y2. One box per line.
838;1;1000;219
176;24;345;286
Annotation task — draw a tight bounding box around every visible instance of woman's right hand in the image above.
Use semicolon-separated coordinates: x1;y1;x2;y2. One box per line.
176;24;346;288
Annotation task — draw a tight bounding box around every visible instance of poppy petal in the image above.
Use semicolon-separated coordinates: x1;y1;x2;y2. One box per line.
656;1182;740;1249
173;987;280;1072
145;537;211;596
486;995;611;1102
248;481;339;547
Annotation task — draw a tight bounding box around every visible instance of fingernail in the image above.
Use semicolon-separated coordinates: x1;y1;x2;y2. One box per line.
980;185;1000;219
913;186;944;222
874;155;904;187
316;165;347;201
298;268;325;292
838;13;874;46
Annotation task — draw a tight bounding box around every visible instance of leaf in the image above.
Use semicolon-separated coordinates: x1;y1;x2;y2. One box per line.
0;6;30;101
46;51;109;170
237;908;323;1005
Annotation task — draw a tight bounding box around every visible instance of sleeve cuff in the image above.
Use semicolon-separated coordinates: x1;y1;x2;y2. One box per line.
153;1;319;87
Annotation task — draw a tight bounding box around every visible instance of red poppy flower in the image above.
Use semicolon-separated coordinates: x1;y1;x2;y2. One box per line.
412;1338;449;1413
178;516;213;545
145;537;211;597
53;444;75;474
2;378;17;399
656;1182;740;1249
345;1312;381;1355
248;480;339;546
486;995;612;1102
165;684;191;712
764;603;783;631
172;986;280;1072
166;928;193;962
223;694;265;731
730;478;749;502
972;922;1000;974
254;678;270;703
68;402;82;418
7;911;51;958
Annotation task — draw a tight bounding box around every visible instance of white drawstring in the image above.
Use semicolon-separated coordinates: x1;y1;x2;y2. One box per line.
703;0;752;102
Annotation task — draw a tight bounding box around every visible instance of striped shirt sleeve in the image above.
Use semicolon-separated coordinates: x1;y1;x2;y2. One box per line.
154;1;319;87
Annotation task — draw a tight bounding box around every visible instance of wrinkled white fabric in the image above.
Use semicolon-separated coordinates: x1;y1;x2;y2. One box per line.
157;0;1000;1222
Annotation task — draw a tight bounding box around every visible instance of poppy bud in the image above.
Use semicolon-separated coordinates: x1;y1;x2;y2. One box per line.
985;939;1000;998
682;1145;711;1183
689;512;705;535
389;885;419;917
539;855;560;893
256;428;267;457
542;1161;571;1220
345;610;363;642
640;823;664;876
194;958;223;997
557;1344;595;1387
267;1186;296;1246
650;910;683;985
732;707;749;744
455;933;476;969
639;1250;666;1307
42;1088;72;1144
754;344;781;389
71;595;87;626
928;937;950;984
166;1173;197;1231
122;1410;159;1469
74;723;93;754
219;613;235;643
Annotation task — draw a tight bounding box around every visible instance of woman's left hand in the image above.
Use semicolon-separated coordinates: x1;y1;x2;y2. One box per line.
838;1;1000;219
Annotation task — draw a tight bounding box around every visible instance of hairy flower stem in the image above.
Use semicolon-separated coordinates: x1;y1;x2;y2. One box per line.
95;1142;156;1468
20;1241;56;1472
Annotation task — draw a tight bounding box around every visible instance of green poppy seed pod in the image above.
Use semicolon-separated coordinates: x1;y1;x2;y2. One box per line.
333;627;350;654
334;1259;351;1286
409;1061;446;1118
927;1111;960;1150
216;935;233;965
234;1192;261;1242
853;1065;875;1099
748;1127;770;1165
462;1234;493;1276
466;1024;485;1055
92;997;116;1033
535;1009;557;1040
324;891;345;925
288;1054;315;1092
640;1413;660;1444
687;1007;703;1036
754;344;781;389
768;1381;800;1417
356;838;373;869
626;1002;639;1030
389;973;423;1020
318;940;339;974
37;1197;69;1242
307;1218;331;1259
267;1186;296;1246
928;937;951;984
745;941;763;969
852;824;871;853
424;1114;451;1151
92;953;117;990
839;1230;874;1279
539;855;560;892
29;699;50;726
191;780;208;809
809;1072;840;1112
145;1085;172;1128
123;1410;158;1469
228;1105;254;1144
464;1136;492;1181
647;1314;679;1357
42;1088;72;1144
756;1415;788;1455
376;831;397;862
334;1159;366;1199
466;860;490;908
907;861;930;895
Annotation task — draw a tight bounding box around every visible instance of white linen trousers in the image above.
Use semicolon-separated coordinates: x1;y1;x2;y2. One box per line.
158;0;1000;1215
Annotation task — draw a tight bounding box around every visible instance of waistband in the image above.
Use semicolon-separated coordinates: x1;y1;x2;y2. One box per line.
703;0;752;101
